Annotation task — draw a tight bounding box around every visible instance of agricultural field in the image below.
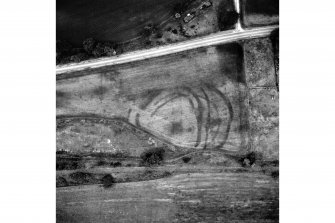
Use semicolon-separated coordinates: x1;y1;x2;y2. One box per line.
56;0;237;64
57;171;278;223
57;43;247;152
240;0;279;27
56;37;279;222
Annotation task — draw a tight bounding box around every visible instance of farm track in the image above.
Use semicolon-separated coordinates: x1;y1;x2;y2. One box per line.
56;115;240;158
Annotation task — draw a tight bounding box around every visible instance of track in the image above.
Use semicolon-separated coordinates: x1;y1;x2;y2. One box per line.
56;25;278;75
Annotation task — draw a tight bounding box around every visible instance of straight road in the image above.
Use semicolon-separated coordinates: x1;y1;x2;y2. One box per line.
56;25;278;75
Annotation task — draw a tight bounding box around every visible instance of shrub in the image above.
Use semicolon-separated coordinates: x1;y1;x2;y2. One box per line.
140;147;165;166
83;38;96;54
217;0;239;31
240;151;263;167
218;10;239;31
246;151;263;165
111;161;122;167
69;172;95;184
91;151;129;159
83;38;116;57
69;53;89;63
182;156;191;163
56;150;68;155
101;174;115;188
96;160;107;166
56;157;82;170
56;176;68;187
140;169;171;181
271;170;279;179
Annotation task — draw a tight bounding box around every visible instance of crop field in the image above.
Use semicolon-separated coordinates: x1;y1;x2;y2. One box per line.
56;0;237;64
240;0;279;27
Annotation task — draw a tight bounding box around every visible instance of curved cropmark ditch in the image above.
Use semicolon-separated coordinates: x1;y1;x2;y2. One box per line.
128;84;233;150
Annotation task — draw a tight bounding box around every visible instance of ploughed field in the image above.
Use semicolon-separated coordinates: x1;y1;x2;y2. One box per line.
57;0;185;45
57;171;278;223
56;0;237;64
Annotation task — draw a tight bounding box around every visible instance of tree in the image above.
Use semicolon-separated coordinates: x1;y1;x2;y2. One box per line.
140;147;165;166
218;9;239;31
83;38;96;54
101;174;116;188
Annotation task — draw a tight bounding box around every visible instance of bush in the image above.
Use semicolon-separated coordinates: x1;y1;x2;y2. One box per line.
218;10;239;31
240;151;263;167
182;156;191;163
271;170;279;179
56;176;68;187
83;38;116;57
217;0;239;31
111;161;122;167
83;38;96;54
101;174;115;188
139;169;172;181
91;151;129;159
69;172;95;185
96;160;107;166
140;147;165;166
69;53;89;63
56;157;82;170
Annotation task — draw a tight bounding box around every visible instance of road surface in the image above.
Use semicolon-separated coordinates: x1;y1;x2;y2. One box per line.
56;25;278;75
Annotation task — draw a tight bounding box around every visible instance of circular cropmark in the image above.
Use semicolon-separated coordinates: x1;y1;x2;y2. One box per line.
129;85;233;150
